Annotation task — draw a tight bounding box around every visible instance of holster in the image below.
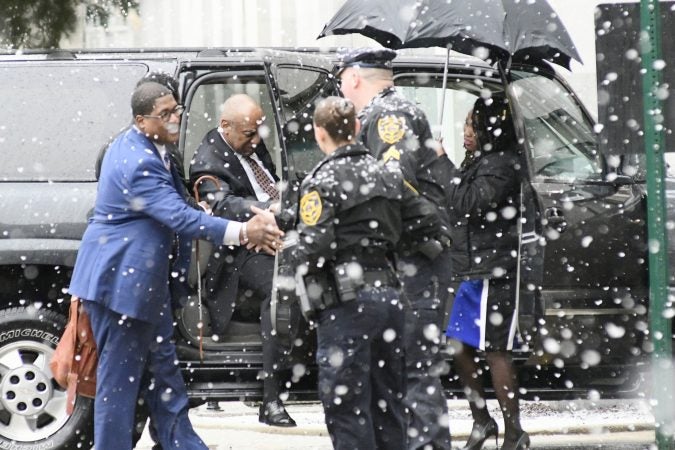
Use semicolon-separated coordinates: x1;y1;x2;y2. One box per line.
295;270;339;321
332;262;364;302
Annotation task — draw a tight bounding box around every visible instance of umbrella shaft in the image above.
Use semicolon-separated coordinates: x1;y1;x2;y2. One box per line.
437;47;451;139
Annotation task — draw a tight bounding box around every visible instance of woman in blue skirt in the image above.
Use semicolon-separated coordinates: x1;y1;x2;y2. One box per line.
444;96;529;450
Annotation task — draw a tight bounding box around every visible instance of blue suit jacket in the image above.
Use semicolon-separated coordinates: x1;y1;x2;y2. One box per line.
69;128;230;323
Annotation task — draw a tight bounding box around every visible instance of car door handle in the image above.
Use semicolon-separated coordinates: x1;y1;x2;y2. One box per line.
544;207;568;233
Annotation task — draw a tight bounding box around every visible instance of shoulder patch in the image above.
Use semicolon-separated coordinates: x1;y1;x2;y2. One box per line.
300;190;322;226
377;115;406;144
382;145;401;163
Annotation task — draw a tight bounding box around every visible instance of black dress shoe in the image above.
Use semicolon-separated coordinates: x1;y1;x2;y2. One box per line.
258;400;297;427
502;431;530;450
206;401;222;411
462;418;499;450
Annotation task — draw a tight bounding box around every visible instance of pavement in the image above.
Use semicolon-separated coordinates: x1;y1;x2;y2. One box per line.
137;398;658;449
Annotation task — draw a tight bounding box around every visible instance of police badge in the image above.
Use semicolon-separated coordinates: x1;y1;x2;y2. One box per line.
377;115;406;144
300;191;322;226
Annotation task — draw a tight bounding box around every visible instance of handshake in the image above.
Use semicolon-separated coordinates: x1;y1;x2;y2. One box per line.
241;205;285;255
198;198;285;256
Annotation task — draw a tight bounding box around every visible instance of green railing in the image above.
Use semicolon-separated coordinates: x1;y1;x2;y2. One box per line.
640;0;674;448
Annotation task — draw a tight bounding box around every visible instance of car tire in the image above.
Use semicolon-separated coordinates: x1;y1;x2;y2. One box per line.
0;306;94;449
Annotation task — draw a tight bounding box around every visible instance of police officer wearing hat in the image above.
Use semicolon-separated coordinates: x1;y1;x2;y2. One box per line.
293;96;412;449
337;48;454;450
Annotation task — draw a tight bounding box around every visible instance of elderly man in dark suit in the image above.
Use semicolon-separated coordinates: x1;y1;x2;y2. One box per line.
68;82;283;449
190;94;296;427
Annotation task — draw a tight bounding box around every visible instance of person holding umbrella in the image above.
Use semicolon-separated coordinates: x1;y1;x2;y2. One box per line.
336;48;454;450
442;96;529;450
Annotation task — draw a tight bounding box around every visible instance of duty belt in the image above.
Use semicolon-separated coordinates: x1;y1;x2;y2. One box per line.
331;261;399;304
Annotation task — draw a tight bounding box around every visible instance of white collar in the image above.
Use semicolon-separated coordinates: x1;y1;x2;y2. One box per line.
219;131;259;162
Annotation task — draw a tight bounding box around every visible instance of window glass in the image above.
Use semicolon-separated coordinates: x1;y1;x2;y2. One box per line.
183;74;281;178
510;71;602;181
275;67;337;181
0;63;147;181
395;74;502;165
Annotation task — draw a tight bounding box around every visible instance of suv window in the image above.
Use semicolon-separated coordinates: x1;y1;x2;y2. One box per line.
395;73;503;165
276;67;337;181
509;70;602;181
0;63;147;181
182;72;281;178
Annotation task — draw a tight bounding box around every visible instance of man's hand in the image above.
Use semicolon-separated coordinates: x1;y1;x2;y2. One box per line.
244;205;284;255
432;137;445;157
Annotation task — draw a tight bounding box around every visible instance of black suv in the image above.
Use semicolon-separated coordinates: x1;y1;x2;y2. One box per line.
0;48;669;449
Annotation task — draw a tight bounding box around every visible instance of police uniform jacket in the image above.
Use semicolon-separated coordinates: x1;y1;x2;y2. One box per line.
358;86;450;239
446;147;522;279
294;143;405;273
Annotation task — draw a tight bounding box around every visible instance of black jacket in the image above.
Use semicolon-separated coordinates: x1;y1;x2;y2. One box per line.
445;148;522;278
189;128;279;329
190;128;278;220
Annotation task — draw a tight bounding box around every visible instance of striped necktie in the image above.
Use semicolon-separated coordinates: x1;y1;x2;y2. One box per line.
244;155;279;201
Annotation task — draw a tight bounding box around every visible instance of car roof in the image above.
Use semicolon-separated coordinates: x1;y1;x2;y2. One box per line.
0;47;323;64
0;46;494;69
0;47;537;88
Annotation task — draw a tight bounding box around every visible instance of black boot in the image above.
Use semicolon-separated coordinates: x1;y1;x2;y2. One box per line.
462;418;498;450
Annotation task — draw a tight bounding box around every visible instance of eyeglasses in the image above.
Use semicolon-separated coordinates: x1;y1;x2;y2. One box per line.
143;105;184;122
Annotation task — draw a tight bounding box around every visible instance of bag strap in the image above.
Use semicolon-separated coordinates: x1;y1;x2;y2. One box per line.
65;297;81;415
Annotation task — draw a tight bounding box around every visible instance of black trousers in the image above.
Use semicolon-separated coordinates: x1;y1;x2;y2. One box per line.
399;250;453;450
235;252;285;401
316;286;407;450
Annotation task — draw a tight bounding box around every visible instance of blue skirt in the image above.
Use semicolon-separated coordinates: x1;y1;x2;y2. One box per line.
446;278;519;351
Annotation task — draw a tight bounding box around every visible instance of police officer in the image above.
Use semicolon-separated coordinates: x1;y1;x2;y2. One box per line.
293;96;408;450
337;48;454;450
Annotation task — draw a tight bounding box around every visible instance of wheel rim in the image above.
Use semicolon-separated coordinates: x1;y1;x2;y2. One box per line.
0;341;69;442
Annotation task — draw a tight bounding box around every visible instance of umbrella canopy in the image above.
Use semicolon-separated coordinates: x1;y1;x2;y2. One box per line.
318;0;582;69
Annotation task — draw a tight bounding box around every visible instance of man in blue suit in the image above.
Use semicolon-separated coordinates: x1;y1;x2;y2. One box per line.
69;81;283;449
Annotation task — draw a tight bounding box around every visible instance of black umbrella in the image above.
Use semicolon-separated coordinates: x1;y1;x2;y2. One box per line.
401;0;581;68
319;0;582;126
319;0;581;66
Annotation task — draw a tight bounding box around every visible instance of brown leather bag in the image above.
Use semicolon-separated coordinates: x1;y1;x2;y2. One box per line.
50;296;97;414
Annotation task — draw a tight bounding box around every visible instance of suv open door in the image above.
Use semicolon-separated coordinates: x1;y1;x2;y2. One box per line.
173;50;338;395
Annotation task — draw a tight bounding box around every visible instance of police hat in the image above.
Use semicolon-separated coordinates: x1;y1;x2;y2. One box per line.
336;48;397;74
